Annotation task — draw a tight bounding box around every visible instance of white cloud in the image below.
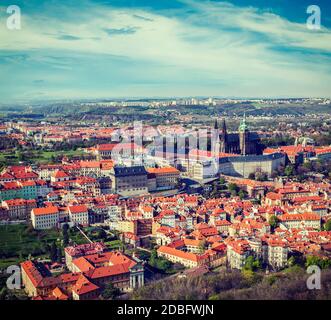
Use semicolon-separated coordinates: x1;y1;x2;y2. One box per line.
0;0;331;98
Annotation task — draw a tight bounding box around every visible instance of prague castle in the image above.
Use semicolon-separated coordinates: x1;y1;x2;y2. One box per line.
215;115;261;155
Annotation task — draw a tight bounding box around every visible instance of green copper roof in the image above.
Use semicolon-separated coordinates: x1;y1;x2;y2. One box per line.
239;114;248;132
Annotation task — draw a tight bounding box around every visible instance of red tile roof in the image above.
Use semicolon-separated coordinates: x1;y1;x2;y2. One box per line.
32;206;59;216
279;213;321;221
72;275;99;296
158;245;208;263
53;170;69;178
69;205;88;214
147;167;179;174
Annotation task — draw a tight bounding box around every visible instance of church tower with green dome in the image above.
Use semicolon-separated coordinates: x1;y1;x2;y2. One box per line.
239;114;250;155
239;114;248;133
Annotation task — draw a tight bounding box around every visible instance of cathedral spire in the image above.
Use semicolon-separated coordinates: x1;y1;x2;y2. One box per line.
214;119;219;130
221;118;227;134
219;118;227;154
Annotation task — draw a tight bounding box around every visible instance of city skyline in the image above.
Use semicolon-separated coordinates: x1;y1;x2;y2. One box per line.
1;0;331;102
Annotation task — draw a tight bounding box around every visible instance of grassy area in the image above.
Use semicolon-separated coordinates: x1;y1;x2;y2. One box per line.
103;240;123;250
68;227;90;245
37;150;86;163
0;224;88;268
0;149;86;166
0;151;20;166
0;258;26;270
0;224;90;299
0;224;122;263
126;249;151;261
0;224;60;256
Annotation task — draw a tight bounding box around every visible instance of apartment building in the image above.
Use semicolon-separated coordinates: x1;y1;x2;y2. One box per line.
31;206;59;230
94;143;144;160
79;160;114;178
226;239;251;270
2;198;37;219
111;166;148;197
265;238;288;269
146;167;180;191
114;220;137;234
68;205;89;227
157;245;209;268
278;213;321;230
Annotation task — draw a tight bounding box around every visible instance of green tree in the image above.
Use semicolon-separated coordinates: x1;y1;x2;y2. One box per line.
228;183;239;198
62;223;69;246
252;259;262;270
219;177;226;185
50;242;58;262
241;269;256;284
198;239;207;253
149;249;157;266
324;220;331;231
97;229;108;240
238;190;246;200
243;256;261;272
156;259;172;271
268;215;279;229
17;152;26;162
0;287;8;300
288;256;296;267
305;255;331;269
243;256;255;271
149;250;172;272
284;165;294;177
101;282;121;300
303;161;312;171
210;182;219;198
228;183;238;193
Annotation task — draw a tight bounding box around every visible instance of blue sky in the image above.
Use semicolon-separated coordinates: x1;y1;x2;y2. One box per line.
0;0;331;102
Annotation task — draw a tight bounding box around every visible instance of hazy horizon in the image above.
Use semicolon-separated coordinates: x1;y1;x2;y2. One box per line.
2;95;331;106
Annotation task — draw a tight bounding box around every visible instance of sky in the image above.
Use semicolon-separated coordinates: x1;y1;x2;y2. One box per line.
0;0;331;102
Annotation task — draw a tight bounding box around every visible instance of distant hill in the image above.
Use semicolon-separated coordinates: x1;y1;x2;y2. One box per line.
0;101;330;120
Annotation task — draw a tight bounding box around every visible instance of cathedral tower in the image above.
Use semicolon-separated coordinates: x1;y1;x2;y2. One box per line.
219;119;228;153
239;114;249;155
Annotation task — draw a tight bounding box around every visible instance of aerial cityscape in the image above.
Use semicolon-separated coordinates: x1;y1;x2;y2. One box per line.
0;0;331;303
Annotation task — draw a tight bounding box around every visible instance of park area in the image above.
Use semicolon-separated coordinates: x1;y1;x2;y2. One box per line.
0;149;86;168
0;224;127;270
0;223;88;269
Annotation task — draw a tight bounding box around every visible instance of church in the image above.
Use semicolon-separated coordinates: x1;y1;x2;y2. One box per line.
214;116;261;155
